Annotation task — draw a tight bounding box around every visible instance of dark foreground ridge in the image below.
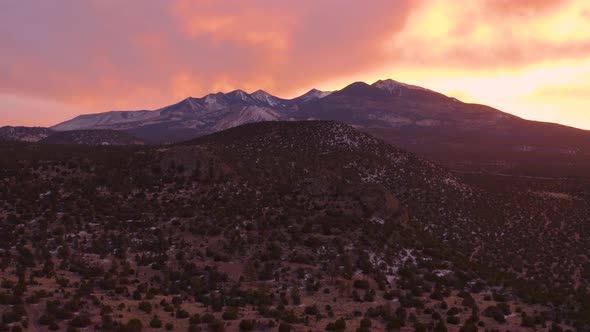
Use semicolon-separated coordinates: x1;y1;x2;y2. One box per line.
0;121;589;331
39;129;145;146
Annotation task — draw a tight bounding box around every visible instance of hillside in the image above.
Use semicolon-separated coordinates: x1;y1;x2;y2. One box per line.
0;121;588;331
0;126;54;142
39;129;145;146
297;81;590;178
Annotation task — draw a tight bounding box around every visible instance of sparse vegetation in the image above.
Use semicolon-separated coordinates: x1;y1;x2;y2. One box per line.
0;121;584;331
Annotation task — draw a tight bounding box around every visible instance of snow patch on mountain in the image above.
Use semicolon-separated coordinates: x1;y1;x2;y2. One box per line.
227;89;251;102
215;106;281;130
250;90;284;108
373;79;428;94
52;110;161;131
368;114;412;126
0;126;54;142
298;88;332;102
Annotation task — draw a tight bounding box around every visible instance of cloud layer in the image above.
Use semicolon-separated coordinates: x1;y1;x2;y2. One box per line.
1;0;590;128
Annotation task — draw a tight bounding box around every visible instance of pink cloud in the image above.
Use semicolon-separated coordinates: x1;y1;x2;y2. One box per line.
0;0;419;126
1;0;590;128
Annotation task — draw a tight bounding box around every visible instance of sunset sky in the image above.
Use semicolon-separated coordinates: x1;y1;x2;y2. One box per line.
2;0;590;129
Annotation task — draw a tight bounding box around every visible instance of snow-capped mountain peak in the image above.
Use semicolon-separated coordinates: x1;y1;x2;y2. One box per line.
227;89;251;102
297;88;332;102
373;79;427;95
250;89;284;108
184;97;200;110
49;78;456;143
250;89;272;99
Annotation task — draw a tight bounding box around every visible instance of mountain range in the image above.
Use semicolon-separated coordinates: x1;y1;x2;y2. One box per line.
3;78;590;176
50;87;333;143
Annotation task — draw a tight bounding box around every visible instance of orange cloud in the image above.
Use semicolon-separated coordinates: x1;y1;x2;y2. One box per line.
387;0;590;69
0;0;420;124
483;0;570;15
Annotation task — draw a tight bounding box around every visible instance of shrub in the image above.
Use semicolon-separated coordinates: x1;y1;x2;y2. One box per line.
482;306;506;323
38;314;55;326
360;318;371;328
326;318;346;331
434;320;447;332
521;313;535;327
459;322;478;332
69;315;91;328
126;318;143;332
222;307;239;320
357;318;372;332
101;314;114;330
138;301;152;314
353;280;370;290
208;319;225;332
278;323;292;332
239;319;256;331
176;309;189;319
447;307;460;316
188;324;201;332
290;287;301;305
201;314;215;324
496;302;510;315
150;316;162;328
2;311;19;324
189;314;201;324
414;322;428;332
304;306;319;316
493;293;507;302
363;289;375;302
446;316;460;325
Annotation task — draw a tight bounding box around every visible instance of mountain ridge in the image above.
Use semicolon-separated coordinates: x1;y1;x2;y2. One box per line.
39;129;145;145
8;78;590;176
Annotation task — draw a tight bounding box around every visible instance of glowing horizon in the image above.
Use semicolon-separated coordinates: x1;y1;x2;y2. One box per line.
2;0;590;130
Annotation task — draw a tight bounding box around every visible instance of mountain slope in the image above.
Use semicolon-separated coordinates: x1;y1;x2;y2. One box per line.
40;129;145;145
1;120;587;330
0;126;54;142
296;80;590;177
51;88;332;143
